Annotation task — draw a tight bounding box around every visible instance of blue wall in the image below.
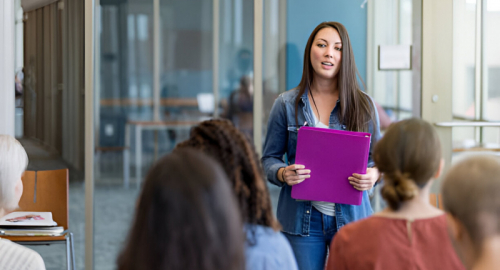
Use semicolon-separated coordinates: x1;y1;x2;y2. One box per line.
286;0;367;90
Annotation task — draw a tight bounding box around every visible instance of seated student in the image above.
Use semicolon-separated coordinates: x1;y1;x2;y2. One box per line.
117;149;244;270
442;155;500;270
0;135;45;270
326;118;465;270
176;119;298;270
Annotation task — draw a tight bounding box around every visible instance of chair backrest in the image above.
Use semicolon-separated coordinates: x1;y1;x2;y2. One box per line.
429;193;444;210
429;193;438;208
19;169;69;230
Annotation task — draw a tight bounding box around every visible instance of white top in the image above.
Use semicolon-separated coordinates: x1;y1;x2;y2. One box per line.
0;238;46;270
310;111;336;217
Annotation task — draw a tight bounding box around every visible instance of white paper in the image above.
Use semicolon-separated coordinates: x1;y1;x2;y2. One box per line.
0;211;57;226
379;45;412;70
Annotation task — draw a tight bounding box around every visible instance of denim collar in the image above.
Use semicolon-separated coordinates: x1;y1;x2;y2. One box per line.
300;87;341;106
300;88;309;105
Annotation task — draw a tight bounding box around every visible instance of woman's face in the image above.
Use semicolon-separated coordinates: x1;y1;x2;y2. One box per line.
310;27;342;81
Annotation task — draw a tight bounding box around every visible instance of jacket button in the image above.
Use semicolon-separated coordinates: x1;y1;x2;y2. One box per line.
306;210;310;214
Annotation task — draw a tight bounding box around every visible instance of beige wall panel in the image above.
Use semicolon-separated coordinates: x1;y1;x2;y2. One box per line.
421;0;453;192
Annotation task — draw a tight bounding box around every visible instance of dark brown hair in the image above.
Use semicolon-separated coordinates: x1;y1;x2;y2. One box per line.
295;21;375;132
117;149;244;270
374;118;441;210
176;119;280;231
442;155;500;249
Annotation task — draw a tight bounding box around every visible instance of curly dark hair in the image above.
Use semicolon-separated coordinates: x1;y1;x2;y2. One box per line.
176;119;280;231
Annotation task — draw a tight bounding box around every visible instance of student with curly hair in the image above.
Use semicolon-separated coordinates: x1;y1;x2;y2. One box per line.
326;118;465;270
176;119;298;270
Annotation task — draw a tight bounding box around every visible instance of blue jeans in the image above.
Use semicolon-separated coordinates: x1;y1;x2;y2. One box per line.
284;207;337;270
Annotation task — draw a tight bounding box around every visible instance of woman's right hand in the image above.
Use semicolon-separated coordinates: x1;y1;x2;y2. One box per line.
279;164;311;186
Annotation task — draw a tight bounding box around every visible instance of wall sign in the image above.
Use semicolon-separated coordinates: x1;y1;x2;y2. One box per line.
378;45;412;70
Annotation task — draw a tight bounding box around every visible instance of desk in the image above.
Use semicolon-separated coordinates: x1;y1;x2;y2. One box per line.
123;120;200;188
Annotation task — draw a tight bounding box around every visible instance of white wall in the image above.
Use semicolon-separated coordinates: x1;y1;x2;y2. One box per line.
0;0;15;136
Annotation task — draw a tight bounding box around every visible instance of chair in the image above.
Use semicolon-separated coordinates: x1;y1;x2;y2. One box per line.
3;169;75;270
429;193;444;210
95;112;128;181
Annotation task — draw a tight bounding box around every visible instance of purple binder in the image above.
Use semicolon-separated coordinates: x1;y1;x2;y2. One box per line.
291;126;371;205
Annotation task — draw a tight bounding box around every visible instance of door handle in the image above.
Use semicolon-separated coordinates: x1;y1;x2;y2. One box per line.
435;121;500;127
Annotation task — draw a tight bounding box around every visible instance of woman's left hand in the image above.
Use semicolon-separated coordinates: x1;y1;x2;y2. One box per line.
348;167;380;191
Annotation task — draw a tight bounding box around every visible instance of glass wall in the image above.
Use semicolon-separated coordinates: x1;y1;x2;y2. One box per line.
369;0;414;125
452;0;477;149
94;1;154;268
217;0;254;139
483;0;500;145
452;0;500;154
94;1;255;268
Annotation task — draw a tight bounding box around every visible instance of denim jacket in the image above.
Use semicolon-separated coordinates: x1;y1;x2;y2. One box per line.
262;88;381;236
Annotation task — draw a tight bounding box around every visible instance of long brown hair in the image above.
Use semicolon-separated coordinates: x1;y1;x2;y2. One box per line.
176;119;280;231
117;149;244;270
374;118;442;210
295;21;375;132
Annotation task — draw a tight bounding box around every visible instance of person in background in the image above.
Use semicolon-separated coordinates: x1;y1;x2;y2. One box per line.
261;21;380;270
117;149;244;270
442;155;500;270
176;119;298;270
224;76;254;140
0;135;45;270
374;101;392;130
327;118;465;270
15;69;23;98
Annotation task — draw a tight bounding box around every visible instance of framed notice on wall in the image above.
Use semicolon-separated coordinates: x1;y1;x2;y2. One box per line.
378;45;412;70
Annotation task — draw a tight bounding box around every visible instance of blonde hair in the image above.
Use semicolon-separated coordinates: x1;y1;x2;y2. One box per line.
374;118;441;210
442;155;500;248
0;135;28;210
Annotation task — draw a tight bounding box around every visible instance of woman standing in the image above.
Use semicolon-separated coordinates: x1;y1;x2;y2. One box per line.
262;21;380;270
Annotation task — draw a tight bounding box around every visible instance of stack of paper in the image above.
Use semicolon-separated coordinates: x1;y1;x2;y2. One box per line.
0;226;65;236
0;212;63;236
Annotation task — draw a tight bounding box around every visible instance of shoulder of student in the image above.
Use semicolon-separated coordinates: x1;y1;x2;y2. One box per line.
0;238;46;270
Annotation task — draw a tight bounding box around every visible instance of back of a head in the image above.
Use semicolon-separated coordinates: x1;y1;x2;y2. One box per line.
442;155;500;249
176;119;279;230
117;148;244;270
374;118;441;210
0;135;28;211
